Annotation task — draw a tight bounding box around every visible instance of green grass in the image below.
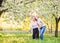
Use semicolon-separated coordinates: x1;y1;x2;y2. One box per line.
0;32;60;43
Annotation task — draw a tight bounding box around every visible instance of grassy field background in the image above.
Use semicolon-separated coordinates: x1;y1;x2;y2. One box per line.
0;31;60;43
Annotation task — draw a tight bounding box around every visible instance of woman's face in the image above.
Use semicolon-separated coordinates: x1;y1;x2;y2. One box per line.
32;16;37;21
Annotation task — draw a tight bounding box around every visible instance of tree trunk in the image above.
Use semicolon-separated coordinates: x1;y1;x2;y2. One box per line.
55;18;58;37
50;19;52;33
46;23;50;33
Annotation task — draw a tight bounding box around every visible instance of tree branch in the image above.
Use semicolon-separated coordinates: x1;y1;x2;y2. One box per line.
0;8;8;17
58;17;60;22
0;0;3;7
52;14;56;18
25;0;35;4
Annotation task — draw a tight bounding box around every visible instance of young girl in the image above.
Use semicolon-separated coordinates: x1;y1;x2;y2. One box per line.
36;17;46;40
30;16;39;39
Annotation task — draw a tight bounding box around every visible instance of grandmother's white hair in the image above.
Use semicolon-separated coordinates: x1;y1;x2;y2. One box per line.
32;12;37;17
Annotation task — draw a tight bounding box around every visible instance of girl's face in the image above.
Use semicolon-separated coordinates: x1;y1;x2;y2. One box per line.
32;16;35;21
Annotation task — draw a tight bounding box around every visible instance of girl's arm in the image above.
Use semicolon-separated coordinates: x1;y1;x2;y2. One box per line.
38;19;43;28
39;22;43;28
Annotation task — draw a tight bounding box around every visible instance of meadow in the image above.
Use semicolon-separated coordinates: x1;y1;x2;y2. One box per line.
0;31;60;43
0;0;60;43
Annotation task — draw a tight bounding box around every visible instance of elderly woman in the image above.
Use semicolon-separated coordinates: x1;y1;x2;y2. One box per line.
30;16;39;39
